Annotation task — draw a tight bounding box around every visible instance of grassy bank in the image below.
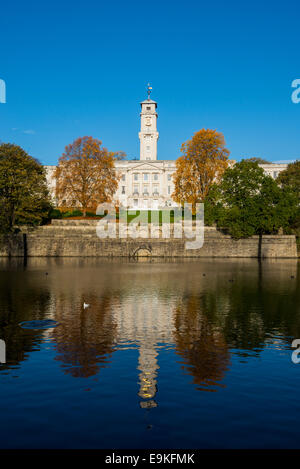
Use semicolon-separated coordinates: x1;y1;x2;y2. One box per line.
49;209;196;224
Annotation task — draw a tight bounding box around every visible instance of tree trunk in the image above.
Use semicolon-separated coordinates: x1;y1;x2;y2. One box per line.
258;232;263;258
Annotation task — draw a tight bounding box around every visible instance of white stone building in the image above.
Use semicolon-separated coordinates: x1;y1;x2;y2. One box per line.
45;87;288;210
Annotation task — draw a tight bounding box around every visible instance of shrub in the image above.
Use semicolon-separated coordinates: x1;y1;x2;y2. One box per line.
49;208;62;219
62;210;83;218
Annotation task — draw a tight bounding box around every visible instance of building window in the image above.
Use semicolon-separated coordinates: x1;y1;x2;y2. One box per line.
146;146;150;151
168;186;171;194
167;174;171;181
143;173;148;181
133;199;138;207
146;106;151;110
153;173;158;181
273;171;278;178
122;186;125;194
134;173;138;181
133;185;139;194
122;174;126;181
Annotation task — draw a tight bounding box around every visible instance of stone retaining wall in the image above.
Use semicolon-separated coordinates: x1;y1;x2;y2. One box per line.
0;221;297;258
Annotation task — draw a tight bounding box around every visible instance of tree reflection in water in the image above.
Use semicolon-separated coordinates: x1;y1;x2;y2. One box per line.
52;294;117;378
173;296;230;391
0;258;299;406
0;265;51;370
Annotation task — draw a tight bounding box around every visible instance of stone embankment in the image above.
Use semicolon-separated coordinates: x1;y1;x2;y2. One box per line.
0;220;297;258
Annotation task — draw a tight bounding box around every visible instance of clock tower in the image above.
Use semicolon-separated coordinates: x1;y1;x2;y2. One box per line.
139;84;159;161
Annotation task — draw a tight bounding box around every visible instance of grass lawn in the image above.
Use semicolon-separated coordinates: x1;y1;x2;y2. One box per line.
50;209;196;224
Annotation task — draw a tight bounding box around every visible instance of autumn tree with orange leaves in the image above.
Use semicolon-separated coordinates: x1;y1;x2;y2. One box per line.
55;136;120;216
172;129;229;212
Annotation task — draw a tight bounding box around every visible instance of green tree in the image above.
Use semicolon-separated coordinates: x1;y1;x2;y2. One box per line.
243;157;270;164
206;160;298;238
277;160;300;236
0;143;51;233
277;160;300;200
203;184;223;226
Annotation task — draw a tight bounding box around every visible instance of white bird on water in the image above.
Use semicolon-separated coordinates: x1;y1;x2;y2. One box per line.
83;302;90;309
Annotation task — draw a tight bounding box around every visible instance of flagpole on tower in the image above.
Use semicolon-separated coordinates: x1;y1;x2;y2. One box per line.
147;83;152;100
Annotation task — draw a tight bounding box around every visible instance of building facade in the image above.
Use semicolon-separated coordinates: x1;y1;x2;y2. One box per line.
45;88;288;210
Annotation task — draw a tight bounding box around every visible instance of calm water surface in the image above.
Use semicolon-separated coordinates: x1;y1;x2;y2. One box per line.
0;258;299;448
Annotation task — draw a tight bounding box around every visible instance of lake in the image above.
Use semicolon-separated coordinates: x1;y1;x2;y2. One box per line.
0;258;299;448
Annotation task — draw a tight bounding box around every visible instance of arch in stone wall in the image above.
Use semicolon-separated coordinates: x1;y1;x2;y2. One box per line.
132;245;152;258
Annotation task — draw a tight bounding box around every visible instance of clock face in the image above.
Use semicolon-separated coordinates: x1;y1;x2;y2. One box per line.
145;117;151;126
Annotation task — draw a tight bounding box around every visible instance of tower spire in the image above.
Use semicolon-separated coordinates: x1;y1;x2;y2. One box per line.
139;86;159;160
147;82;152;100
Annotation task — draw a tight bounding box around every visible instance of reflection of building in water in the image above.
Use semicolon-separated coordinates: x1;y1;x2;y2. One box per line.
47;284;176;408
138;347;158;408
35;263;235;401
48;287;231;402
113;294;174;408
3;258;299;403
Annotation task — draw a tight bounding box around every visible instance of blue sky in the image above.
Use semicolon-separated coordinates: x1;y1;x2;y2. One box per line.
0;0;299;165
